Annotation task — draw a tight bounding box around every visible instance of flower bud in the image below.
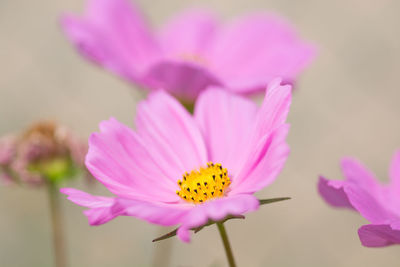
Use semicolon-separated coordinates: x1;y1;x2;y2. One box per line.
0;120;88;185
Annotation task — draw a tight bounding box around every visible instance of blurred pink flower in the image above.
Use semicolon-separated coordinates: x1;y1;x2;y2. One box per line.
61;79;291;242
318;151;400;247
61;0;315;102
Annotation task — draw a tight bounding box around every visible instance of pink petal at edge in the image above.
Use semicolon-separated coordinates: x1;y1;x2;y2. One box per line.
339;158;395;223
340;157;379;189
60;188;118;225
112;198;191;227
344;185;393;224
317;176;354;209
358;224;400;247
61;187;191;227
60;188;114;208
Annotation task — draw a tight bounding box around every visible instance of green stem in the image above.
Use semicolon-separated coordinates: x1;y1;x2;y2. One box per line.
48;183;67;267
216;223;237;267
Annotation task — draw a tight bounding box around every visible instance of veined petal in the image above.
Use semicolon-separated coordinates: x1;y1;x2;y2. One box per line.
60;188;117;225
60;188;114;208
338;158;397;223
358;224;400;247
159;9;218;59
344;185;395;224
194;87;257;177
61;0;160;81
230;79;291;190
86;118;180;202
177;194;259;242
135;90;208;179
230;124;290;194
318;176;354;209
61;188;189;226
340;158;379;189
209;13;316;93
253;79;292;143
112;198;191;227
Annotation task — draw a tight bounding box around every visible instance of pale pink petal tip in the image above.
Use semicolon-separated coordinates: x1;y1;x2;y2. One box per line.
60;14;104;64
60;187;116;225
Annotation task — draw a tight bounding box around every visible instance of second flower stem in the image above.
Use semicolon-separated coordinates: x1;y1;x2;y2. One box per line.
216;222;236;267
48;182;67;267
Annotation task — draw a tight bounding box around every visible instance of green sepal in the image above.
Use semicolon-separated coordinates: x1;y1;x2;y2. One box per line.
152;197;290;242
152;215;245;242
259;197;291;205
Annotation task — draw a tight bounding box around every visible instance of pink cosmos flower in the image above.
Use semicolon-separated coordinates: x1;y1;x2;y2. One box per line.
61;0;315;102
61;79;291;242
318;151;400;247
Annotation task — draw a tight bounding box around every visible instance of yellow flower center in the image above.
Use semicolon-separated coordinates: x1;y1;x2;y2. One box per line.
176;162;231;204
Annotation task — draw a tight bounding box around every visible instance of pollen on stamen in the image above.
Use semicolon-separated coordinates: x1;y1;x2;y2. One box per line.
176;162;231;204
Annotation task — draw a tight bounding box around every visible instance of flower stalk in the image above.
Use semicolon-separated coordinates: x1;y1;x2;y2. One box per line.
217;222;236;267
48;182;67;267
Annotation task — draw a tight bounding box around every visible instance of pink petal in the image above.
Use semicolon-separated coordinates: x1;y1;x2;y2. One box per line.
61;187;190;226
177;194;259;242
61;0;160;82
86;117;180;202
61;15;106;65
252;79;292;143
344;185;394;224
340;158;379;189
194;87;257;177
230;79;291;191
142;61;222;101
317;176;354;209
60;188;114;208
60;188;118;225
112;198;191;227
135;90;207;179
358;224;400;247
209;13;316;93
230;124;290;194
338;158;397;223
159;9;218;59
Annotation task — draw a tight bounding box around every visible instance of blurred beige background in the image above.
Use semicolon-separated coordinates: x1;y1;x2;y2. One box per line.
1;0;400;266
